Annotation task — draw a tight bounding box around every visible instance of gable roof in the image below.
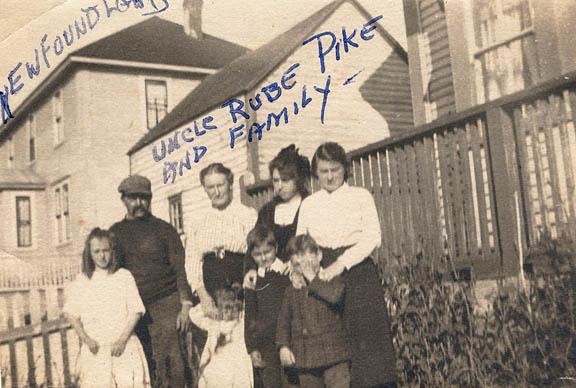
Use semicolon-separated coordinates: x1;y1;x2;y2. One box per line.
73;17;248;69
129;0;408;154
0;17;248;142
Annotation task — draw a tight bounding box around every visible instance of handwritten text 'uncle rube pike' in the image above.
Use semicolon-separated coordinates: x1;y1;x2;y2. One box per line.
158;15;383;185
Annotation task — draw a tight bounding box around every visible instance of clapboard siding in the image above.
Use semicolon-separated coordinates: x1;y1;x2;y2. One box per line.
251;2;410;179
130;95;250;233
418;0;456;121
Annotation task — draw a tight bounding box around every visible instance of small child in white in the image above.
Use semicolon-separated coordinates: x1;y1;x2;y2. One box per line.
63;228;149;388
189;286;253;388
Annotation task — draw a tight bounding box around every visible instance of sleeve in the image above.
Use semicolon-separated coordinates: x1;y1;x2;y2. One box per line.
308;275;346;305
338;189;382;270
62;277;84;318
166;223;193;302
188;305;213;331
244;206;258;237
244;289;258;353
275;289;292;349
185;223;204;293
122;270;146;316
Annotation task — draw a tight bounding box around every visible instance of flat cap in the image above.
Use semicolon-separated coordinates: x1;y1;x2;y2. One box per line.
118;175;152;196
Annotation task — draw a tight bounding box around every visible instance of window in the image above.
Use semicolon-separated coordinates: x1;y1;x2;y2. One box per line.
28;115;36;162
55;183;71;244
16;196;32;247
473;0;536;102
53;90;64;145
145;80;168;130
169;194;184;234
8;136;14;167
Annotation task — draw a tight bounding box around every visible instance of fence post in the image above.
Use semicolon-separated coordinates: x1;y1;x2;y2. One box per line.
485;105;520;277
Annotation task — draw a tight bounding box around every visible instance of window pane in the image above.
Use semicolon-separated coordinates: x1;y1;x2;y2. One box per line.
16;197;32;247
145;80;167;130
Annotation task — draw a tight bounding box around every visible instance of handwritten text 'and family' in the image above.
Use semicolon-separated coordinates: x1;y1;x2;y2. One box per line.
157;15;383;185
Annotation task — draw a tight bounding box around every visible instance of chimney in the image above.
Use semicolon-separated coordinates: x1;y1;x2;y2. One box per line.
183;0;203;40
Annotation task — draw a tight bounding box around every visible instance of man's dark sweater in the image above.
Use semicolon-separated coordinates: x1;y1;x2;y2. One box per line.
110;215;192;305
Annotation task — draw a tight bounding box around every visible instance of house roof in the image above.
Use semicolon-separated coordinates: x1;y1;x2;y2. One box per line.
0;17;248;142
129;0;408;154
73;17;249;69
0;168;46;190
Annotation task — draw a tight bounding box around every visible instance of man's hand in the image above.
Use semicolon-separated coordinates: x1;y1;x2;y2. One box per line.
111;336;129;357
279;346;296;367
250;350;266;368
83;335;99;354
319;260;346;281
177;302;193;332
243;269;258;290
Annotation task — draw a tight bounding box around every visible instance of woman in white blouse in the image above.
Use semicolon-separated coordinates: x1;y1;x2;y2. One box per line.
296;142;397;388
186;163;257;317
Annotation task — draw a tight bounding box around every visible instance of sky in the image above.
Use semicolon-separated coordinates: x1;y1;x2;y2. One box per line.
0;0;407;114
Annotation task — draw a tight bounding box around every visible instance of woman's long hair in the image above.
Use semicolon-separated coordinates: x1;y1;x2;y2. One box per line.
269;144;311;198
82;228;120;278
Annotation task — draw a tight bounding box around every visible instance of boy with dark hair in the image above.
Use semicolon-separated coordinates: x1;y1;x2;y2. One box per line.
276;234;350;388
244;225;293;387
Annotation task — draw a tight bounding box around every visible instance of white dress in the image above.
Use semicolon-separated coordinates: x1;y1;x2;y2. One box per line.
63;268;150;388
189;306;253;388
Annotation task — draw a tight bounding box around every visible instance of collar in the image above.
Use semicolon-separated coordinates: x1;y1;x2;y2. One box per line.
257;258;286;277
320;182;349;197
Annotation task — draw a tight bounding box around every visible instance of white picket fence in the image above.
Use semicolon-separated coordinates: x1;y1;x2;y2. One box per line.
0;255;81;387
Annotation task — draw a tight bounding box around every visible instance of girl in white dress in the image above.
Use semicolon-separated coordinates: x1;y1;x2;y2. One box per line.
189;287;253;388
64;228;150;388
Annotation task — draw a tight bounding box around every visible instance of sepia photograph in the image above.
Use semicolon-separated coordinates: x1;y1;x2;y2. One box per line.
1;0;576;387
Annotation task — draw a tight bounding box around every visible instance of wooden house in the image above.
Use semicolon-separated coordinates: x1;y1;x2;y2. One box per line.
128;0;413;239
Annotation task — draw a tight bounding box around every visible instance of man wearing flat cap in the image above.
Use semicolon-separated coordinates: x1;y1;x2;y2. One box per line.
110;175;193;388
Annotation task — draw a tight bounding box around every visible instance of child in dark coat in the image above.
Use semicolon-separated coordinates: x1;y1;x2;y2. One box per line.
276;234;350;388
244;225;293;388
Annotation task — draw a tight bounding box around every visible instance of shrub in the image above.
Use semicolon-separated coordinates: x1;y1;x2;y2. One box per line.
383;235;576;387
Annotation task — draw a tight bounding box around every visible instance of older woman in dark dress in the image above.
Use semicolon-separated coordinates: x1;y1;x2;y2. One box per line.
296;142;397;388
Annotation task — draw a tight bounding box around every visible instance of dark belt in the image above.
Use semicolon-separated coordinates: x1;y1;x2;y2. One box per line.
320;245;353;268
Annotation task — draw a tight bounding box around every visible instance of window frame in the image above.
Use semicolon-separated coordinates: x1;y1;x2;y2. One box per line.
53;89;64;146
16;196;32;248
54;181;72;245
144;79;169;130
8;136;14;167
471;0;536;102
168;193;184;235
28;114;36;163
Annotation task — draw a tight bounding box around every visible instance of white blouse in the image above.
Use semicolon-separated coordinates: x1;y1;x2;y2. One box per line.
296;183;381;270
185;200;257;292
274;194;302;226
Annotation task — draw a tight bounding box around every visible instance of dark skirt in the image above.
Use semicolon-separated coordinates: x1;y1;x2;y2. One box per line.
202;250;245;298
321;247;397;387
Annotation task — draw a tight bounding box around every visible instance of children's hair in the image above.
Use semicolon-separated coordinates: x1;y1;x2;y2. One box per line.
286;233;321;259
246;224;277;257
269;144;311;197
214;286;243;320
199;162;234;186
82;228;119;279
311;142;349;180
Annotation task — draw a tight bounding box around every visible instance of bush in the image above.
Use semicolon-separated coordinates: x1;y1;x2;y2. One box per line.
383;235;576;387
